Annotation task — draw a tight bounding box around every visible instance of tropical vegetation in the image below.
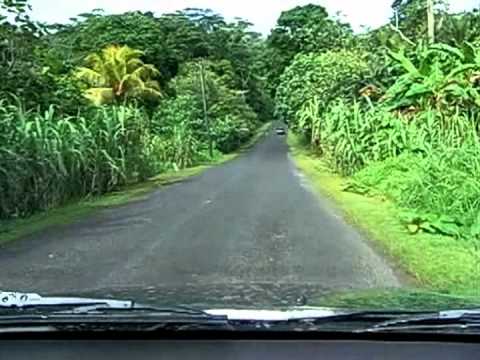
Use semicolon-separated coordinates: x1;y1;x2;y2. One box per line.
272;0;480;292
2;0;480;293
0;1;272;220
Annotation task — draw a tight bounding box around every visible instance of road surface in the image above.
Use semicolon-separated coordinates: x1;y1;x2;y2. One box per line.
0;130;401;307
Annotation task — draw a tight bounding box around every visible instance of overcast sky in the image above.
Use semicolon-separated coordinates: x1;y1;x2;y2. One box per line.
29;0;479;34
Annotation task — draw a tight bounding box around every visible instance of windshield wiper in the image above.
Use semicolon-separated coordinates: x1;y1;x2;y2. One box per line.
0;291;230;333
358;309;480;333
205;308;480;333
273;309;480;333
0;291;221;319
0;291;133;309
1;292;479;334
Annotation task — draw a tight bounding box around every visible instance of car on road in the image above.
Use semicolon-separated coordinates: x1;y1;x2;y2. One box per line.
276;127;286;135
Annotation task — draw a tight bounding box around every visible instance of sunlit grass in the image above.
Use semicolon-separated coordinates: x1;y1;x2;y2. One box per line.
288;133;480;296
314;289;480;311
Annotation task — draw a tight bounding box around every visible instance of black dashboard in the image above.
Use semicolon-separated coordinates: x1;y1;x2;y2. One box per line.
1;339;479;359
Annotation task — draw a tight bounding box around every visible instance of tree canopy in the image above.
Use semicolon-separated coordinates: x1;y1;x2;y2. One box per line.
266;4;353;96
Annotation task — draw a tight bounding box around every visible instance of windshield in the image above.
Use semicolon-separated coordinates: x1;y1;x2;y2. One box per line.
0;0;479;330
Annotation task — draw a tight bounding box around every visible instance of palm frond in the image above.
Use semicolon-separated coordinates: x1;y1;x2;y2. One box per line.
141;87;163;99
75;67;105;85
83;88;115;106
76;45;162;105
131;64;160;80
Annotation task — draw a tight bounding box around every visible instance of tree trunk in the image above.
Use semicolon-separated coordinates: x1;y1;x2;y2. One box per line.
199;61;213;158
427;0;435;44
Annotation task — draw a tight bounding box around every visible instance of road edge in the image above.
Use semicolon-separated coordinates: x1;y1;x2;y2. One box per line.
287;133;480;296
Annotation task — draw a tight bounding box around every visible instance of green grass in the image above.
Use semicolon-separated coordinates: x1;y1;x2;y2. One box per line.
314;289;480;311
0;122;272;246
288;133;480;297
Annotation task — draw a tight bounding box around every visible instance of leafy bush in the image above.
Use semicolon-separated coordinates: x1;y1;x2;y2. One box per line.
351;140;480;240
343;107;480;241
275;50;369;132
153;125;210;171
212;114;252;153
162;61;258;154
152;99;216;171
383;43;480;111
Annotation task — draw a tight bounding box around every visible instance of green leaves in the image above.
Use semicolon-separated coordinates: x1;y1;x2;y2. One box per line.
388;48;420;77
75;45;162;105
266;4;353;96
319;102;412;175
275;50;369;134
401;211;462;236
384;43;480;111
404;83;430;97
165;59;258;154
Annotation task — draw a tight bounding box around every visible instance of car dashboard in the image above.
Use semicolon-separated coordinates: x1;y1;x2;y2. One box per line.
1;337;479;359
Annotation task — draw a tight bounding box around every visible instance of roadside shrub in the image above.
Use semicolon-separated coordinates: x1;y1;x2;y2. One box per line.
156;64;259;156
346;110;480;240
383;43;480;111
275;49;369;132
212;114;252;153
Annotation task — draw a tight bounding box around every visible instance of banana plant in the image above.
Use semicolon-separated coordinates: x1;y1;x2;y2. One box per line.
384;43;480;111
298;96;321;151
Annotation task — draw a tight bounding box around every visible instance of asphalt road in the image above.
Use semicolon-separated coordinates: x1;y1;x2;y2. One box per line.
0;130;401;307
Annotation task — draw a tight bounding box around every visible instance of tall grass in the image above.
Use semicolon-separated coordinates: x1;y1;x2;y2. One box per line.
0;97;261;220
311;100;480;241
317;101;411;175
0;103;160;219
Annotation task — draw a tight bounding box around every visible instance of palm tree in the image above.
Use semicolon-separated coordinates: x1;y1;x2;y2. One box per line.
76;45;162;105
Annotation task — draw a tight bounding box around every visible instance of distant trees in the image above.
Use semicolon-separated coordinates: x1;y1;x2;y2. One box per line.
266;4;353;96
0;1;275;220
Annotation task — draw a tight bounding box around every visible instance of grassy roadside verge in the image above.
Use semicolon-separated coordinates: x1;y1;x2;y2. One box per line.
0;122;272;246
288;133;480;296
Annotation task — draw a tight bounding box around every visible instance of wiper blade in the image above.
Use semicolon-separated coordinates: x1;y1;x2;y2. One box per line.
359;309;480;333
207;308;480;333
0;291;133;309
61;304;216;317
0;291;225;321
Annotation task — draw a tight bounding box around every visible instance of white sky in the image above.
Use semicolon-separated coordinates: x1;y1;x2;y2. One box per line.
29;0;480;34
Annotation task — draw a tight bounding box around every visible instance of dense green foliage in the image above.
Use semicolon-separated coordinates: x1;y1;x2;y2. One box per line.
266;4;353;96
275;50;369;135
384;43;480;110
75;45;162;105
0;104;161;218
0;1;272;220
273;1;480;249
